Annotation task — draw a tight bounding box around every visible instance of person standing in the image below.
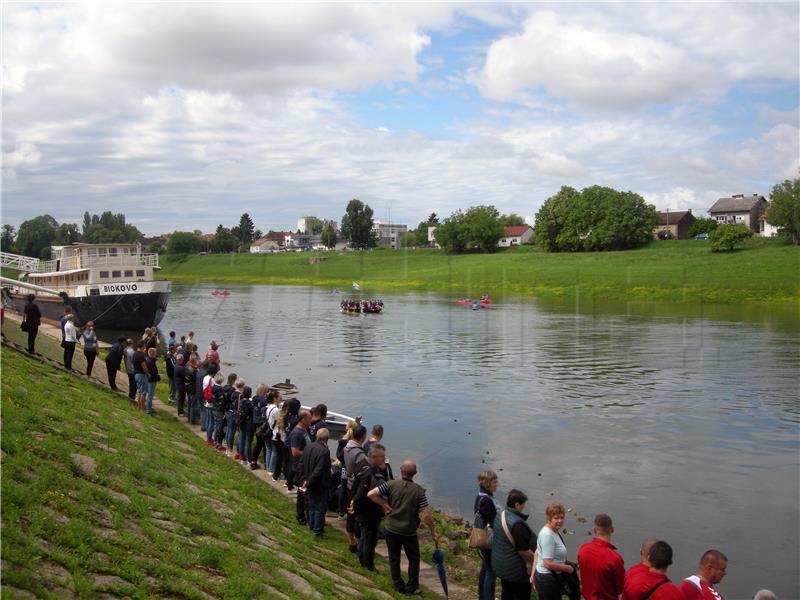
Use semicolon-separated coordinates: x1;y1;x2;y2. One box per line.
62;314;79;371
363;423;384;455
123;339;136;400
492;489;537;600
174;353;187;416
104;336;126;391
352;443;389;571
21;294;41;354
368;460;439;596
164;345;177;404
81;321;98;377
621;541;685;600
344;423;370;553
287;410;312;523
59;305;72;344
534;502;577;600
184;353;198;423
679;550;728;600
475;471;501;600
132;340;150;412
577;514;625;600
144;347;160;415
167;330;177;349
299;428;332;537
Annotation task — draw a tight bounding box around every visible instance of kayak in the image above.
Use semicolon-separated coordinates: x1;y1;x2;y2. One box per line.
211;290;231;297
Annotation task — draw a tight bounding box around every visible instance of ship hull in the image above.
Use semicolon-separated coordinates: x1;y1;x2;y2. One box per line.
5;290;169;331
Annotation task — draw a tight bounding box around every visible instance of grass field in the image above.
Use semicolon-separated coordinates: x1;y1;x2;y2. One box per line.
1;346;450;599
157;239;800;304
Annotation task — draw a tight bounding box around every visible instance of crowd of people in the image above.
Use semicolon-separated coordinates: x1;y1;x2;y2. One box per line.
472;472;778;600
9;306;784;600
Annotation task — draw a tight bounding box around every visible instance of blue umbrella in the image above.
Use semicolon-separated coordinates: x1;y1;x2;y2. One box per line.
431;545;448;598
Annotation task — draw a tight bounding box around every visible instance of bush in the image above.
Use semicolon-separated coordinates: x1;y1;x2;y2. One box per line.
709;224;754;252
687;217;718;238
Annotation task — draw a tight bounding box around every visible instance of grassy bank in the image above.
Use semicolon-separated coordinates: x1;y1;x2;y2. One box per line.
157;239;800;304
1;346;445;599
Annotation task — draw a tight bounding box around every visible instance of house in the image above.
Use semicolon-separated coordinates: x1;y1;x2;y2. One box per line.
427;226;440;249
249;236;281;253
758;213;784;237
653;210;696;240
372;221;408;249
498;225;534;247
708;194;767;232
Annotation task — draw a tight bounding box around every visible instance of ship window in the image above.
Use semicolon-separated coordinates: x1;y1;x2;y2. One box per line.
112;270;121;278
124;270;133;277
100;271;109;278
98;248;107;256
89;288;100;296
136;270;145;277
88;248;97;256
109;248;118;256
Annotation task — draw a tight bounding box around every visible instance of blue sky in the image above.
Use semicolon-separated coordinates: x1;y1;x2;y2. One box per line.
2;2;798;236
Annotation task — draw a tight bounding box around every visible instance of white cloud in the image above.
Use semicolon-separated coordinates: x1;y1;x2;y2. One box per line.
478;5;798;109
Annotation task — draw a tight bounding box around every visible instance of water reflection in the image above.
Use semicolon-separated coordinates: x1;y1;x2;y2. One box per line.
146;283;798;597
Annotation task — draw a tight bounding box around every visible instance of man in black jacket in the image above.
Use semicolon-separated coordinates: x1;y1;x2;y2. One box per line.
352;443;389;571
299;428;332;537
22;294;41;354
104;336;126;391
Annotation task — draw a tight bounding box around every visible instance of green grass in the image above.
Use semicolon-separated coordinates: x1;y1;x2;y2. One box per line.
0;346;449;599
157;239;800;304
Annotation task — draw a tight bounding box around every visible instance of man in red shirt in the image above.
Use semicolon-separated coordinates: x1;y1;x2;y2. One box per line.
625;538;657;582
621;541;685;600
578;513;625;599
679;549;727;600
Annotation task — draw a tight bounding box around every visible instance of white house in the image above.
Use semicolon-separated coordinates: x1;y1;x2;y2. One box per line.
249;237;281;253
498;225;534;247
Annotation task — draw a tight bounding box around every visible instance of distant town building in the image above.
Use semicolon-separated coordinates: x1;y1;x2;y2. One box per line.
249;237;281;253
297;216;337;234
758;213;783;237
498;225;534;247
372;221;408;249
427;226;440;249
653;210;696;240
708;194;766;232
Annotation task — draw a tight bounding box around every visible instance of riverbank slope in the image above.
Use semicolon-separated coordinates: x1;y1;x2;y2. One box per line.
1;346;445;599
157;239;800;304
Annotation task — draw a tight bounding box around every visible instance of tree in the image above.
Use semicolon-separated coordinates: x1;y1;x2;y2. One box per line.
434;211;469;253
402;213;440;248
463;205;505;252
501;213;526;226
234;213;256;246
710;223;754;252
321;223;338;249
147;241;162;254
211;225;239;253
766;177;800;245
687;217;718;238
535;185;657;252
165;231;204;254
340;199;377;249
15;215;58;259
427;213;439;225
1;224;16;252
304;217;324;235
54;223;81;245
82;211;142;243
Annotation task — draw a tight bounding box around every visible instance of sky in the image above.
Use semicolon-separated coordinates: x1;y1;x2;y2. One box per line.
2;2;798;236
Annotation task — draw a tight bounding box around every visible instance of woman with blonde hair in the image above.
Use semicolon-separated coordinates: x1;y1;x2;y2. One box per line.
533;502;575;600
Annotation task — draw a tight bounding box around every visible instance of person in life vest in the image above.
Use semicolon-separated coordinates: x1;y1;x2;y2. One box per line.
679;549;728;600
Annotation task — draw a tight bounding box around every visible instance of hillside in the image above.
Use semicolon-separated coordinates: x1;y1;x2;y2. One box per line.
157;239;800;304
0;346;428;600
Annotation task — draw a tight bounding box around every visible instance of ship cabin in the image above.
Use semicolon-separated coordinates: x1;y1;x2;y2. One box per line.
23;243;160;296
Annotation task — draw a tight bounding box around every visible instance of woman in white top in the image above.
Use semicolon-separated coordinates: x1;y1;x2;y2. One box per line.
533;502;574;600
62;314;79;371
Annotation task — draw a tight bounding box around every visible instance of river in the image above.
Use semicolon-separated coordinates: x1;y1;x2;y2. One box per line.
158;283;799;597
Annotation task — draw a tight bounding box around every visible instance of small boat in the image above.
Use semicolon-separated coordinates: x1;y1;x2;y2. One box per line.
455;299;472;305
211;290;231;297
340;299;383;313
480;298;492;305
271;380;298;395
301;406;357;437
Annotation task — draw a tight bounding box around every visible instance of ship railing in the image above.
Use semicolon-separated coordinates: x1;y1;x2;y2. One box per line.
0;251;43;273
21;253;159;273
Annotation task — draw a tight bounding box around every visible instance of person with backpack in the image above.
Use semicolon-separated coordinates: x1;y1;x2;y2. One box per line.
236;386;254;464
249;384;270;469
217;373;237;454
208;372;226;450
621;541;685;600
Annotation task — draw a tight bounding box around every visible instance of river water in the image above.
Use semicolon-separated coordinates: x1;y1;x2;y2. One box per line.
160;283;799;597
